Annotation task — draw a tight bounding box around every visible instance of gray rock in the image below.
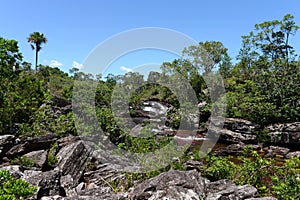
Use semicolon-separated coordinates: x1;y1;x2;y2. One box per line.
55;141;90;187
185;159;203;171
23;150;48;169
6;133;58;157
224;118;260;134
206;179;258;199
83;163;127;188
0;135;16;158
37;170;66;199
266;122;300;145
130;170;206;200
208;118;259;144
217;129;257;144
246;197;278;200
286;151;300;159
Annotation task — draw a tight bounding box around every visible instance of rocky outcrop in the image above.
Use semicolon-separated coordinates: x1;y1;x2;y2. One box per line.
0;135;16;158
53;140;91;191
130;170;274;200
266;122;300;146
130;170;206;200
206;179;258;200
23;150;48;169
209;118;260;144
6;133;58;158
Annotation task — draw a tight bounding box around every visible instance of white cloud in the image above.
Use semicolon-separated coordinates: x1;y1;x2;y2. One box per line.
44;60;63;67
72;61;84;69
50;60;63;67
120;66;132;73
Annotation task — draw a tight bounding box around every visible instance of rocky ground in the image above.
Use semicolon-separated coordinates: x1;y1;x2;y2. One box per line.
0;117;299;199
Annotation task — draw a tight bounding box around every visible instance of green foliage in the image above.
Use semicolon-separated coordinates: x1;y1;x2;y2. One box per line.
201;155;236;181
47;142;58;167
11;156;34;168
271;157;300;199
118;134;171;154
199;151;300;199
0;170;37;200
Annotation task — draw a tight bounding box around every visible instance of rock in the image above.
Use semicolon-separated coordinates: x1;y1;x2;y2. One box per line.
224;118;260;134
215;143;246;156
76;182;86;193
52;95;71;108
185;159;203;171
206;179;258;199
57;135;81;147
22;170;66;199
66;187;128;200
266;122;300;145
36;171;66;199
130;170;206;200
23;150;48;169
6;133;58;157
84;163;127;188
268;146;290;155
0;135;16;158
41;195;64;200
246;197;278;200
217;129;257;144
286;151;300;159
55;141;90;187
208;118;259;144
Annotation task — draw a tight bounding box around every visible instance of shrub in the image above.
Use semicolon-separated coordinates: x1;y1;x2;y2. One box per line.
0;170;37;199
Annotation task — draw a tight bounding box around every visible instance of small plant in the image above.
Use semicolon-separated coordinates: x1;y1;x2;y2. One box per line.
11;156;34;167
200;155;236;181
47;142;58;166
0;170;37;199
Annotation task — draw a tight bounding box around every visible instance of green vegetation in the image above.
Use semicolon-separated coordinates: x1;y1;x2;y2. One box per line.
11;156;34;168
0;170;37;199
199;150;300;199
47;142;59;167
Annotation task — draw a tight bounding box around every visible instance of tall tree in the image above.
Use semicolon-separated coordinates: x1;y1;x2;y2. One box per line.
183;41;229;74
27;32;47;71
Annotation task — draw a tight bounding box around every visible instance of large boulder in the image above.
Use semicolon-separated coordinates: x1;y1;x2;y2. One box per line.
6;133;58;157
0;135;16;158
23;170;66;198
224;118;260;134
55;141;90;187
266;122;300;146
208;118;259;144
206;179;258;199
23;150;48;169
130;170;207;200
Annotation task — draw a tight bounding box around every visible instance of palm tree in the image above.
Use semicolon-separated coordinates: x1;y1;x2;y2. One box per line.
27;32;47;71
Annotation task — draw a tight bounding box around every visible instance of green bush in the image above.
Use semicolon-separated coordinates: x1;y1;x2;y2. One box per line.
47;142;58;167
199;151;300;199
0;170;37;200
11;156;34;168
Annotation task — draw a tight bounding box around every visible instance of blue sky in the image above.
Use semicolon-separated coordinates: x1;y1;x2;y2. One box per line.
1;0;300;76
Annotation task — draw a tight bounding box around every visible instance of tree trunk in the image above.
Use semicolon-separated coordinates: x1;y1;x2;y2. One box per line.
35;46;38;72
